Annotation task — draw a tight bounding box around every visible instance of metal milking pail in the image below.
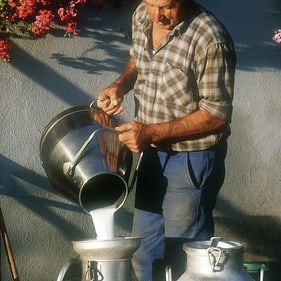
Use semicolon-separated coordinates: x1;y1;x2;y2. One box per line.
175;237;256;281
39;105;136;212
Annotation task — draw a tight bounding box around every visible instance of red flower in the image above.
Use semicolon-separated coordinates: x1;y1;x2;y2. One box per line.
31;9;55;36
0;38;12;62
16;0;37;20
65;20;78;36
36;0;51;5
57;5;78;22
0;0;97;61
8;0;17;9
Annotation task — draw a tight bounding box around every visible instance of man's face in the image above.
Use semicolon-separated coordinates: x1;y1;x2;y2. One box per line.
144;0;186;30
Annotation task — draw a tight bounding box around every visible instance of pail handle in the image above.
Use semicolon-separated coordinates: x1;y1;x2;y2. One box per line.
63;127;117;177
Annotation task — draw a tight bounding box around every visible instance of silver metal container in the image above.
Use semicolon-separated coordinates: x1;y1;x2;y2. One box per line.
40;105;133;212
72;237;141;281
176;237;255;281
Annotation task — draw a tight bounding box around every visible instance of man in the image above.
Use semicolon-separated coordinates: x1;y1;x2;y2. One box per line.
93;0;236;280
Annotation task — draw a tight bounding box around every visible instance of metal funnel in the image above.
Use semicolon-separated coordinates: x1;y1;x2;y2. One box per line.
72;236;141;261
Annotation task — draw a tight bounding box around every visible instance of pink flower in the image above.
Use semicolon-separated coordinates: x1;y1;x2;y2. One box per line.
272;29;281;44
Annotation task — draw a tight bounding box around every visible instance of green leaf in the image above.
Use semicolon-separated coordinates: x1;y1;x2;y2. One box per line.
0;0;5;7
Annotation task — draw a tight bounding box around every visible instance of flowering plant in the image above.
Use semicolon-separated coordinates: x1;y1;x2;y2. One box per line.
272;29;281;44
0;0;104;62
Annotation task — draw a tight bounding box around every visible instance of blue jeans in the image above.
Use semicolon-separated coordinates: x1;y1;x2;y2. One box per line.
131;143;227;281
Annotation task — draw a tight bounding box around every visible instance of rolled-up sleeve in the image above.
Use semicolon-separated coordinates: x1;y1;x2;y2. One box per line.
196;43;236;123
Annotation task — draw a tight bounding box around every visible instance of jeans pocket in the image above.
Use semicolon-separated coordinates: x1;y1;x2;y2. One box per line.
186;150;215;189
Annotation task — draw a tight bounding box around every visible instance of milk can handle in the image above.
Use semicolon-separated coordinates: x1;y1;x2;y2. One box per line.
165;265;172;281
128;152;143;192
63;127;117;177
260;264;265;281
207;247;222;272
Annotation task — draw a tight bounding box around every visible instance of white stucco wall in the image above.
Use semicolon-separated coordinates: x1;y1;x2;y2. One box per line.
200;0;281;262
0;0;280;280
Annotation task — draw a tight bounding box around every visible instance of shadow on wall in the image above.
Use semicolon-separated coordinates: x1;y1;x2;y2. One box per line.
10;44;91;107
0;155;87;240
0;153;134;238
215;101;281;261
10;2;280;79
9;6;134;105
216;198;281;261
48;1;281;72
2;3;137;243
198;0;281;71
49;3;136;74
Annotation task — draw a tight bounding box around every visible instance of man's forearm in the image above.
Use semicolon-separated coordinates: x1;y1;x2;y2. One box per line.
148;109;227;145
114;56;137;95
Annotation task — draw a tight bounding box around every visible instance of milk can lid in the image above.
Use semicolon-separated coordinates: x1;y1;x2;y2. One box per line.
183;238;245;255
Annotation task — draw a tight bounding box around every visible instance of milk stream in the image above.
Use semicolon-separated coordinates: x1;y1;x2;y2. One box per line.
89;204;117;240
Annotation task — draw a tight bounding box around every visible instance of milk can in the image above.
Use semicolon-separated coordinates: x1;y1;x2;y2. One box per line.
73;237;141;281
40;105;134;212
175;237;255;281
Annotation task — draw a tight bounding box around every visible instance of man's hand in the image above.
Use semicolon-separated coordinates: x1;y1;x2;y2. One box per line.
115;121;153;152
91;56;137;116
95;83;124;115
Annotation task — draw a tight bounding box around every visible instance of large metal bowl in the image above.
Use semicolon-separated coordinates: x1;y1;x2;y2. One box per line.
72;237;141;261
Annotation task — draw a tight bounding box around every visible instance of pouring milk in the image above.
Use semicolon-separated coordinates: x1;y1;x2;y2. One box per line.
89;204;117;240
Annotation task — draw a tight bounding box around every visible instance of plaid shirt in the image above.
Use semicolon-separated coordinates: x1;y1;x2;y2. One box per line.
130;2;236;151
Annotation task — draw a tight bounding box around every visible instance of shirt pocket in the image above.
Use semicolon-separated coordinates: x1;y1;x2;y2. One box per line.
160;62;189;104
